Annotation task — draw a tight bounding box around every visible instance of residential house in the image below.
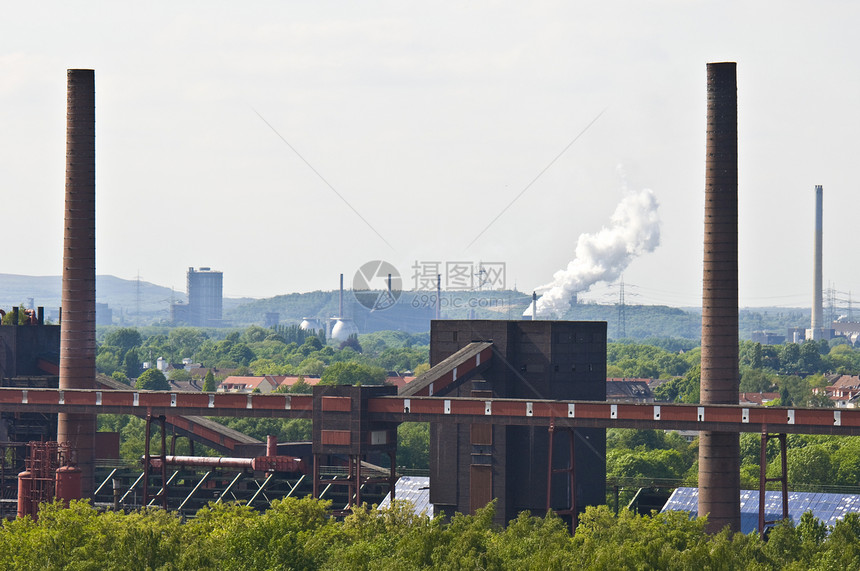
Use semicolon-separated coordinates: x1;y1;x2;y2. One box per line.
606;378;654;403
739;392;779;406
217;375;283;393
815;375;860;408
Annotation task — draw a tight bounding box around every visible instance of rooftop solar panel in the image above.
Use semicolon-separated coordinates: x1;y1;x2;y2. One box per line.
662;488;860;534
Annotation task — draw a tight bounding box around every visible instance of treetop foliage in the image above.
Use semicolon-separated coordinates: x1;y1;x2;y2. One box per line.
95;325;429;380
5;499;860;570
134;368;169;391
320;361;386;386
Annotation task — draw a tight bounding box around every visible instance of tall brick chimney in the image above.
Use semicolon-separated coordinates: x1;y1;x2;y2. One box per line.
58;69;97;496
698;62;741;533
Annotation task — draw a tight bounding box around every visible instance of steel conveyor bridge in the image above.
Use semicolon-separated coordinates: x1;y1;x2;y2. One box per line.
1;386;858;436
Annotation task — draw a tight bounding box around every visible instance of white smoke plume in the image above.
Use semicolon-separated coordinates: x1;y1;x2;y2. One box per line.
524;188;660;318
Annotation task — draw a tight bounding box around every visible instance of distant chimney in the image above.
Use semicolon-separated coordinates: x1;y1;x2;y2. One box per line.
812;185;823;333
339;273;344;318
436;274;441;320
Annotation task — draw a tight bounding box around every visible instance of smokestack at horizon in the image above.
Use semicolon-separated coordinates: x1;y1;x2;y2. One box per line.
812;185;823;334
339;273;344;318
58;69;97;496
699;61;741;534
436;274;441;320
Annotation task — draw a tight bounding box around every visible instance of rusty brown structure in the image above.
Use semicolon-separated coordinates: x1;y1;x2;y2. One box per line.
58;69;97;496
422;320;607;526
699;61;741;533
311;384;399;513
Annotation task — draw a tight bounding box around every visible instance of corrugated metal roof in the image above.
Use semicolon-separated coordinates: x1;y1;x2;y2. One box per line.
378;476;432;516
662;487;860;533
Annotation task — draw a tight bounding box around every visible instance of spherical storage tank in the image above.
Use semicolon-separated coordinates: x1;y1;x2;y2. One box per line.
331;318;359;342
300;318;324;332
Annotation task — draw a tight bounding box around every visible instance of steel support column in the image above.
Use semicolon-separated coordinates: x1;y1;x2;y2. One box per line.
546;420;577;533
143;415;152;506
142;414;168;509
759;428;788;536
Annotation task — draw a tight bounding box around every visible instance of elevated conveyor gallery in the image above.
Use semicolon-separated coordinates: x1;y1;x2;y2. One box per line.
399;342;493;397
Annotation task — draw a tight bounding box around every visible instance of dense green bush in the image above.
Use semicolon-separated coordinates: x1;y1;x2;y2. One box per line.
5;499;860;570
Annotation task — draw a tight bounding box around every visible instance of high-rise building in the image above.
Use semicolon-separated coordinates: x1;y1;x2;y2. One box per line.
174;267;222;327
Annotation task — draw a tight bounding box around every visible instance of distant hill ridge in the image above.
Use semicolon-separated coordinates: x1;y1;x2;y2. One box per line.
1;274;809;339
0;273;250;324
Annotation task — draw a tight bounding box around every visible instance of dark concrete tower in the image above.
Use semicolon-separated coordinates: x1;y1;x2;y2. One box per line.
699;62;740;533
58;69;97;495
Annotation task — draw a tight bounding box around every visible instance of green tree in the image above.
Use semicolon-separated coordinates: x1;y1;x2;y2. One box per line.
739;366;777;393
168;368;191;382
95;346;122;375
300;335;324;355
249;358;286;376
799;341;823;374
320;362;386;385
826;344;860;374
168;327;208;360
339;335;363;353
241;325;270;344
135;368;170;391
123;348;141;378
398;422;430;470
111;371;130;385
652;364;700;403
202;369;217;392
788;444;834;487
780;343;801;374
227;343;255;366
297;357;325;376
103;327;143;354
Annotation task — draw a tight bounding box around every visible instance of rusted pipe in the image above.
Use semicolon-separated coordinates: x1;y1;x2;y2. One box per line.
152;455;254;469
146;454;305;474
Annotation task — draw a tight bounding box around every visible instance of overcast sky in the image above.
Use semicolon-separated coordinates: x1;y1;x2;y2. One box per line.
2;2;858;307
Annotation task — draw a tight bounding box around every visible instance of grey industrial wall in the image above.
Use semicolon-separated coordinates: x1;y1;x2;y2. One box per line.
0;325;61;379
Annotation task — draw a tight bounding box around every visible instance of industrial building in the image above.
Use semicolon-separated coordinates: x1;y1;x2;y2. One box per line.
171;267;223;327
404;319;607;525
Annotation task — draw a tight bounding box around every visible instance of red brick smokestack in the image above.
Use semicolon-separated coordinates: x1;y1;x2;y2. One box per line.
58;69;97;496
699;62;740;533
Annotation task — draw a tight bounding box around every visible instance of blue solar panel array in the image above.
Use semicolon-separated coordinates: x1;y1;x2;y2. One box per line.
662;487;860;534
378;476;433;516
